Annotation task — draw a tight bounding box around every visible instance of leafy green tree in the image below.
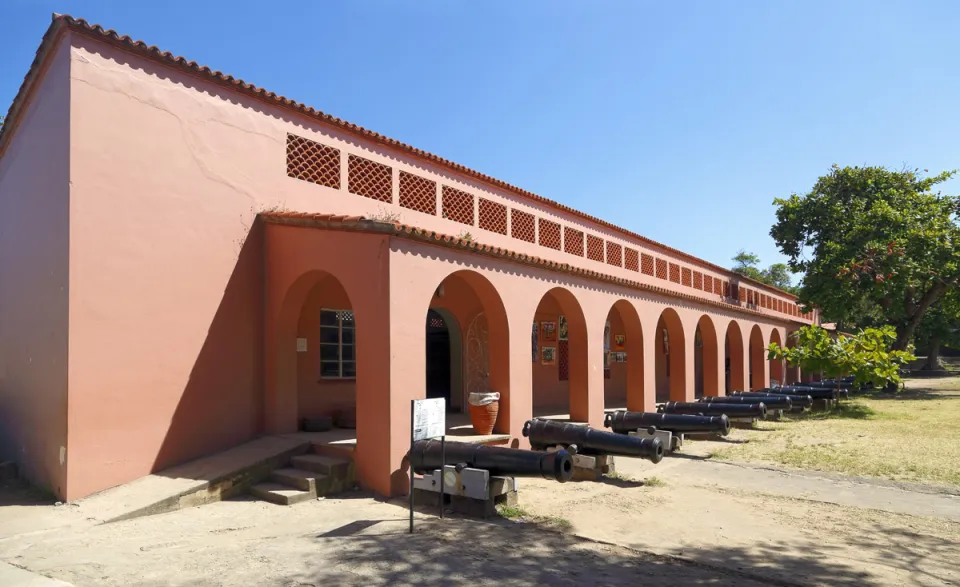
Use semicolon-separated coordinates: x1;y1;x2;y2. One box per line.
771;165;960;350
768;325;915;390
732;250;798;293
914;289;960;370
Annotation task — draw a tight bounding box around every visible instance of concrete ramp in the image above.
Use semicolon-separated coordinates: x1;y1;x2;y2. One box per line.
78;435;311;523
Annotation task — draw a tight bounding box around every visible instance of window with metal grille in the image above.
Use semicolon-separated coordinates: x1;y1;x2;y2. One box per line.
564;227;584;256
320;309;356;379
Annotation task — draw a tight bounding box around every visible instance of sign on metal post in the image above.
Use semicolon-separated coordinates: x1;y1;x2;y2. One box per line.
410;398;446;533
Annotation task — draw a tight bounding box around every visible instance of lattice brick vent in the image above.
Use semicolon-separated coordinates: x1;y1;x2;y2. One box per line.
348;155;392;202
587;235;604;262
704;275;713;293
478;198;507;235
642;254;655;276
656;259;668;280
287;134;341;189
399;171;436;215
511;209;536;242
564;227;584;256
625;248;639;272
778;300;783;312
669;263;681;284
442;186;475;226
558;340;570;381
682;268;692;287
538;218;561;250
606;242;622;267
713;278;722;296
739;288;747;303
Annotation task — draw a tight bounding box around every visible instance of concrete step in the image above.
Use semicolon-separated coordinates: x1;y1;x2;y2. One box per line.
313;441;355;460
270;468;327;492
291;454;351;477
250;482;315;506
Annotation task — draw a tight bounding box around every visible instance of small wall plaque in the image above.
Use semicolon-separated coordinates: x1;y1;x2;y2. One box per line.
296;338;308;352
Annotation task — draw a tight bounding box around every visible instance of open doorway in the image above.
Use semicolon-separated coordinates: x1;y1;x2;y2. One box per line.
425;308;463;412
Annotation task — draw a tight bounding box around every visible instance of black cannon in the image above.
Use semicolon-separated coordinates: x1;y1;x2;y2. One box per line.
604;410;731;436
660;401;766;419
805;380;854;390
699;395;793;410
408;439;574;482
765;385;837;400
731;391;813;409
522;418;664;464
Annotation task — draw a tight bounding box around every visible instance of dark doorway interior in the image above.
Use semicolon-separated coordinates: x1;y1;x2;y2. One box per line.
426;309;452;406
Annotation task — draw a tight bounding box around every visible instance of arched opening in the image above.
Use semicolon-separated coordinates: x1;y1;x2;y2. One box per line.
695;315;720;398
532;287;588;421
749;325;766;390
428;271;509;428
603;300;644;410
769;329;784;387
724;320;745;393
425;308;463;411
271;270;359;433
655;308;686;403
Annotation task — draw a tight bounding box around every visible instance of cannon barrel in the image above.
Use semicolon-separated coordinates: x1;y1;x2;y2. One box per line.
699;395;793;410
660;401;766;419
522;419;664;464
604;410;731;436
731;391;813;408
409;439;574;482
765;386;837;400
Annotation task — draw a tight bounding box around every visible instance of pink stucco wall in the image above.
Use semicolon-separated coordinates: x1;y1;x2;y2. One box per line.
0;40;72;497
0;29;809;500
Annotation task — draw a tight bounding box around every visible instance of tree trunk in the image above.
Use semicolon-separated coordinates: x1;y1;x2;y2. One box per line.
892;282;949;351
924;337;941;371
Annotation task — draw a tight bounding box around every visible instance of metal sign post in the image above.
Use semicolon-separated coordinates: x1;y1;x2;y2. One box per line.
409;397;446;534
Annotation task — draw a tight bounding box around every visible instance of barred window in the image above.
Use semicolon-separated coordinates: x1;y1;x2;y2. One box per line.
320;309;356;379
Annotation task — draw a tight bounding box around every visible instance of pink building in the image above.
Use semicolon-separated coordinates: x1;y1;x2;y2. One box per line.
0;15;817;502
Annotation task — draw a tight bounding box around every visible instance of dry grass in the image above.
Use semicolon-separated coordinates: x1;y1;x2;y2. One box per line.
710;376;960;487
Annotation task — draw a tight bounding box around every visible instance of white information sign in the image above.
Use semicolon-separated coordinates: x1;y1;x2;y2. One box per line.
296;338;308;352
412;398;446;441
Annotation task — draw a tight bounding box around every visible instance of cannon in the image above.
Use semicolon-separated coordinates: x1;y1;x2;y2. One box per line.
522;418;664;464
731;391;813;409
699;395;793;410
805;380;854;390
604;410;731;437
660;401;766;419
409;439;574;482
765;385;837;400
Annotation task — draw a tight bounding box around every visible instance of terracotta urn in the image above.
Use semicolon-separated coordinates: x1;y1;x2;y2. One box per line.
468;391;500;435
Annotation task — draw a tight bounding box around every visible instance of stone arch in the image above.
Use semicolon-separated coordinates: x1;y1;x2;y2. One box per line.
769;329;784;387
725;320;746;393
655;308;686;403
532;286;589;421
270;269;357;433
695;315;720;398
428;269;511;432
603;299;645;410
749;324;767;390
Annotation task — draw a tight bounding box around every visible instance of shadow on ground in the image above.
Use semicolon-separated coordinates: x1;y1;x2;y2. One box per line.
244;517;946;587
0;477;56;507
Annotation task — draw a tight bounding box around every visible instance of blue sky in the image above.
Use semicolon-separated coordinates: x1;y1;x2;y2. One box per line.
3;1;958;282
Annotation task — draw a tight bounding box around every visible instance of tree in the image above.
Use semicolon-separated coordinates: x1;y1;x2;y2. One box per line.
768;325;915;390
914;289;960;370
771;165;960;350
731;250;798;293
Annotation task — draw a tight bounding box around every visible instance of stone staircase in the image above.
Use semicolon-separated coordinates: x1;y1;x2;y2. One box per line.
250;447;355;506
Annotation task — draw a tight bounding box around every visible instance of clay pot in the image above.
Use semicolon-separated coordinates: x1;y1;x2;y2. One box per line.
469;399;499;435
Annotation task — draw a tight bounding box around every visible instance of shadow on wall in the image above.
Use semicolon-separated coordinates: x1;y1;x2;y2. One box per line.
151;221;265;474
233;517;932;587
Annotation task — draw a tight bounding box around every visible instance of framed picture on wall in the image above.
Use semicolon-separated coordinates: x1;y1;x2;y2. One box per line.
614;334;625;350
558;315;568;341
531;322;539;363
541;321;557;342
542;346;557;366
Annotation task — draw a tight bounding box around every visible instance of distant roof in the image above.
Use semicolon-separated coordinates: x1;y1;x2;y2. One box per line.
0;13;800;301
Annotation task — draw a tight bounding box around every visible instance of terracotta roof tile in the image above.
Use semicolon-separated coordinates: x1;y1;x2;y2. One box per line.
259;211;808;325
0;13;799;302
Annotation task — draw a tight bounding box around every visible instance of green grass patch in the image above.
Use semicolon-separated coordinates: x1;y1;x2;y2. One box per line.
495;504;573;530
643;476;666;487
